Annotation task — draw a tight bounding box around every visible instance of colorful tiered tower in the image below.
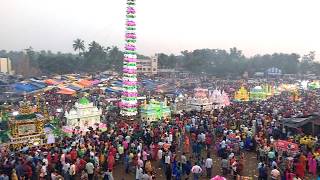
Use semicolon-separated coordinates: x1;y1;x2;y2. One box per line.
121;0;138;116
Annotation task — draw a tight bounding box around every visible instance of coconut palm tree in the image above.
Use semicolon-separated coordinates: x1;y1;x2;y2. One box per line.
72;39;85;55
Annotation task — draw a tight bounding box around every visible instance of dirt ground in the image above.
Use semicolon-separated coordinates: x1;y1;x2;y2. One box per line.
112;149;260;180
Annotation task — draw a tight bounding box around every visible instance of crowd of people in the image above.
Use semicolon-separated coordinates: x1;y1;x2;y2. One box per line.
1;79;320;180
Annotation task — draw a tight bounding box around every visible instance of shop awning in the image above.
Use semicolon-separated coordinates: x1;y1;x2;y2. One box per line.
78;79;92;87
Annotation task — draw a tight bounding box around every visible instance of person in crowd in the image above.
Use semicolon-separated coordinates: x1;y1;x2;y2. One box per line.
191;162;202;180
205;154;213;178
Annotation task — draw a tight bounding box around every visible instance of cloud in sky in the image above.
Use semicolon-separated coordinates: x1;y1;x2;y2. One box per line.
0;0;319;58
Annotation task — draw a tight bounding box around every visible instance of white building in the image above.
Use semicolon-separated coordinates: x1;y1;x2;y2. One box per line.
64;97;102;129
137;56;158;75
0;58;13;74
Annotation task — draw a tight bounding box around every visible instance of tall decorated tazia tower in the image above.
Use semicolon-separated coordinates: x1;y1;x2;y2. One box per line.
121;0;138;116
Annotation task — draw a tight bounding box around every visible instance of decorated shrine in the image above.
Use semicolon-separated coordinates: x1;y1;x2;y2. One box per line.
234;86;249;102
64;97;102;130
187;88;213;111
249;86;267;101
140;98;171;122
262;84;275;97
308;81;320;90
291;89;300;102
121;0;138;116
278;84;298;92
7;99;47;148
172;93;187;114
209;89;230;108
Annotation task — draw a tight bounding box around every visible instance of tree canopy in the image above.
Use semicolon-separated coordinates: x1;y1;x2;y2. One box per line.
0;41;319;77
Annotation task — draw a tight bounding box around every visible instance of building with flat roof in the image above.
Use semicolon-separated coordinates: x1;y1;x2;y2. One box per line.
137;56;158;75
0;58;13;75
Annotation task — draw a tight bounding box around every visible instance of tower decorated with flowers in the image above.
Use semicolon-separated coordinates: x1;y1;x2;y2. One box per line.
121;0;138;116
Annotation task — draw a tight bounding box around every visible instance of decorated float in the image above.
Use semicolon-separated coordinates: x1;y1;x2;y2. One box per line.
277;84;298;93
263;84;275;97
209;89;230;109
5;99;48;148
291;89;300;102
308;81;320;90
140;98;171;122
300;80;309;90
120;0;138;116
172;93;187;114
234;86;249;102
187;88;213;111
249;86;267;101
64;97;103;133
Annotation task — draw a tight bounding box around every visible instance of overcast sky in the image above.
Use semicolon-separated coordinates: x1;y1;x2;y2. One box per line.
0;0;319;58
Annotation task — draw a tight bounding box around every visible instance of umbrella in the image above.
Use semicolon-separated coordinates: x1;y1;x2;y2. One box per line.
211;176;226;180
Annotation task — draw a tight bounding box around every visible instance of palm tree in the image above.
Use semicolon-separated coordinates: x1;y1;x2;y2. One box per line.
88;41;100;52
88;41;107;56
72;39;85;55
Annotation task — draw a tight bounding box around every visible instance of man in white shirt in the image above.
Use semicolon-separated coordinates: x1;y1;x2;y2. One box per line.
157;149;163;167
135;166;143;180
181;153;187;175
62;162;70;179
191;163;202;180
205;155;213;178
165;153;171;165
69;163;76;179
85;161;95;180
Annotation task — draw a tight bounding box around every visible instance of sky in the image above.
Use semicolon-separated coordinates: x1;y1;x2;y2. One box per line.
0;0;319;58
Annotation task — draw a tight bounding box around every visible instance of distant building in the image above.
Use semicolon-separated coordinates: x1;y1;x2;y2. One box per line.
137;56;158;75
0;58;13;75
157;69;178;78
266;67;282;76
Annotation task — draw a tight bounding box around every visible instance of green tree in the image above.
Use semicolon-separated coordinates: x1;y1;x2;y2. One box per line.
73;39;85;55
108;46;123;71
300;51;316;74
85;41;108;71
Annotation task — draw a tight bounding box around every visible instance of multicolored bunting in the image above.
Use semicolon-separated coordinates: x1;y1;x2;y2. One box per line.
121;0;138;116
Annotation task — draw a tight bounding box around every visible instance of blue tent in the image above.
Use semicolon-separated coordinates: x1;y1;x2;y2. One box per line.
105;87;121;93
30;82;47;89
13;83;40;93
66;85;82;91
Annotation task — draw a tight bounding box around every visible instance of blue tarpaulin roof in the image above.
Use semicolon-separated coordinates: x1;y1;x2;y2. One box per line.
105;88;121;93
13;83;40;93
30;82;47;89
66;85;82;91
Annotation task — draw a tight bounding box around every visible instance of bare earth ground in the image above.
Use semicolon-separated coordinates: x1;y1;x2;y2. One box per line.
112;150;259;180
